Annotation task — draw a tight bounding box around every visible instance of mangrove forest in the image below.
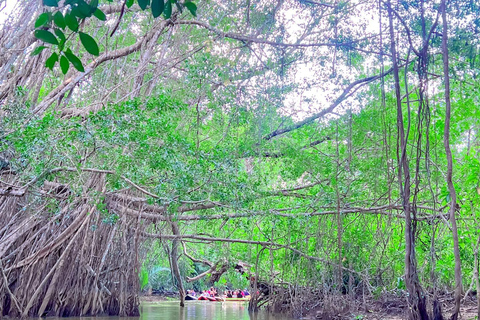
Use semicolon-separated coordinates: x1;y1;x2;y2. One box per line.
0;0;479;319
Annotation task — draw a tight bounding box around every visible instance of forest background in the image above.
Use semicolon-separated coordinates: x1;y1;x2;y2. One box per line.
0;0;479;319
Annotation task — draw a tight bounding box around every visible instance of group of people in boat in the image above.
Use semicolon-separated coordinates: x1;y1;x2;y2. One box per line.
224;289;249;298
185;287;250;299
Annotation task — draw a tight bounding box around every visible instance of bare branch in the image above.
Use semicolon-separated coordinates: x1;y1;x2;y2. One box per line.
174;20;375;49
143;233;366;276
32;21;169;115
262;69;393;140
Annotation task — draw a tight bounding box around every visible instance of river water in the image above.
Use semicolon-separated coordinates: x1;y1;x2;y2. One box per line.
141;301;296;320
45;301;297;320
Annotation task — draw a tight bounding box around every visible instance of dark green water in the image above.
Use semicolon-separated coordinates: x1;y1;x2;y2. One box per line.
141;301;296;320
45;301;297;320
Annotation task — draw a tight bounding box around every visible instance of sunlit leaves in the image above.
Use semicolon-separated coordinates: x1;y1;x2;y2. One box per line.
35;12;50;28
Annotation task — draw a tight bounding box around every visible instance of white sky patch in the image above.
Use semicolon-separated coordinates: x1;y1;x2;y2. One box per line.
0;0;16;25
268;0;387;122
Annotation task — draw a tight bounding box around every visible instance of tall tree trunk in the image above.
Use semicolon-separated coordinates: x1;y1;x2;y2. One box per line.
335;122;343;292
387;2;429;319
474;234;480;320
440;2;463;319
170;221;186;307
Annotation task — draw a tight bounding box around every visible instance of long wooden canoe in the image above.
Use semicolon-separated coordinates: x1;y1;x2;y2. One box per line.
224;296;251;301
194;296;251;302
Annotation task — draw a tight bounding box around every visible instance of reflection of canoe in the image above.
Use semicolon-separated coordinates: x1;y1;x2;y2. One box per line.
185;295;197;300
224;297;251;301
197;296;221;301
208;297;223;301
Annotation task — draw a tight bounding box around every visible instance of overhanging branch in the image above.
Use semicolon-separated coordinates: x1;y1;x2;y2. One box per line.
262;69;393;141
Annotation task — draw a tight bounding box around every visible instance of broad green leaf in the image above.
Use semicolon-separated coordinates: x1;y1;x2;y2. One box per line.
60;55;70;74
53;11;66;29
34;30;58;45
164;0;172;18
65;49;85;72
45;52;58;70
151;0;164;18
126;0;134;7
65;13;79;31
90;0;99;9
93;8;106;21
79;32;99;56
71;7;85;19
43;0;58;6
31;46;47;56
184;2;197;16
54;29;66;43
138;0;150;10
78;0;93;17
35;13;50;28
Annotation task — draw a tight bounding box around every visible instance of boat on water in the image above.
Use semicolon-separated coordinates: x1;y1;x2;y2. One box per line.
194;296;250;302
224;296;251;302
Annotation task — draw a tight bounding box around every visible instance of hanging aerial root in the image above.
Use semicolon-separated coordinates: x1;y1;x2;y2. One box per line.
0;173;143;317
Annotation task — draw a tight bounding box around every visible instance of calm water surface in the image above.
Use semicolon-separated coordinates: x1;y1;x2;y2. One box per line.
45;301;297;320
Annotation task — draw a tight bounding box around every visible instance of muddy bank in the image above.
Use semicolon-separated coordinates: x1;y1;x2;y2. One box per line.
303;294;479;320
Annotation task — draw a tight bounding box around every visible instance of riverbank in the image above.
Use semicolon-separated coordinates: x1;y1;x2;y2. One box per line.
300;294;479;320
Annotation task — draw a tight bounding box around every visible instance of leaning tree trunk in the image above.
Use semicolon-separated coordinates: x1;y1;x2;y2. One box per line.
440;1;463;319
